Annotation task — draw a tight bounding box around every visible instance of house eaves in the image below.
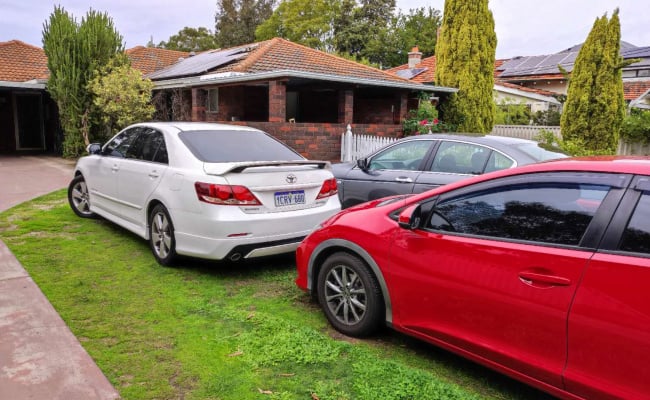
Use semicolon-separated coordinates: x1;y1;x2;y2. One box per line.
151;69;458;93
494;84;561;104
0;80;45;90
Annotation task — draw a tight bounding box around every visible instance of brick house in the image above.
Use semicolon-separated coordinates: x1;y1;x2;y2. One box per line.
0;40;188;154
387;46;562;114
147;38;456;161
0;40;55;153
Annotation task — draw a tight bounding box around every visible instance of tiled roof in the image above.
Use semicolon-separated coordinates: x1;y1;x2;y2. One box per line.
624;80;650;101
125;46;189;75
386;56;436;83
0;40;49;82
387;56;509;83
151;38;413;84
497;73;566;81
495;81;559;97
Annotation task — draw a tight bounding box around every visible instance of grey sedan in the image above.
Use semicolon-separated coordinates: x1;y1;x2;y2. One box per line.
334;134;567;208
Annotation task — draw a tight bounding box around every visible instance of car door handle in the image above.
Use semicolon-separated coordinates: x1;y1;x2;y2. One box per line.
111;165;119;172
149;170;160;178
395;177;413;183
518;271;571;287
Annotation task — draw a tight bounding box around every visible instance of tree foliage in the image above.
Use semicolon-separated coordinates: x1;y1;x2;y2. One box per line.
88;56;156;140
333;0;396;66
560;9;626;155
215;0;275;47
435;0;496;133
494;99;531;125
255;0;337;50
621;109;650;143
43;6;124;157
158;27;218;51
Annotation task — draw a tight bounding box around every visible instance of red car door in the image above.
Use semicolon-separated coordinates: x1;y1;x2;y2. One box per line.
387;176;614;390
564;178;650;399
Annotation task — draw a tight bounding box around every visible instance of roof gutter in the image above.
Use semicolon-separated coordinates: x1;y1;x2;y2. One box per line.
150;69;457;93
0;80;46;90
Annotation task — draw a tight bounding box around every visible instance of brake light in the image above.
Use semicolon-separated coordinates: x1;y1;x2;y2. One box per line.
195;182;261;205
316;178;338;199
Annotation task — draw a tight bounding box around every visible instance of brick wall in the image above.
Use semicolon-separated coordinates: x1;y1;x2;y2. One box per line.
225;121;402;162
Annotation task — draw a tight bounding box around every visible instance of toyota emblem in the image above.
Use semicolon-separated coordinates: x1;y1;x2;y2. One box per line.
286;174;297;184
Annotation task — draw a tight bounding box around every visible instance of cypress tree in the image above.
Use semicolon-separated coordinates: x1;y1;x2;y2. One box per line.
43;6;124;157
435;0;496;133
560;9;625;154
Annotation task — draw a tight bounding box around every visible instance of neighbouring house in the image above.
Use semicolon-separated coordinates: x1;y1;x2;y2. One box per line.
146;38;457;161
495;42;650;108
387;46;562;114
0;40;188;154
0;40;57;153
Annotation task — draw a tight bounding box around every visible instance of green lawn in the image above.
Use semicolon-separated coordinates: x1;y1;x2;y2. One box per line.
0;191;552;400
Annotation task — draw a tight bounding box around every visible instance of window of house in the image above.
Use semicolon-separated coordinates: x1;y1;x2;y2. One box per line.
207;88;219;112
427;182;610;246
620;192;650;255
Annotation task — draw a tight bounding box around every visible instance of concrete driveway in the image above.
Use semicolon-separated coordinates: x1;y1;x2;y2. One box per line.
0;155;76;212
0;155;120;399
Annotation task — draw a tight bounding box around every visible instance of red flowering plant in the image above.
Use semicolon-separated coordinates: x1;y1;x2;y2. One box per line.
402;95;451;136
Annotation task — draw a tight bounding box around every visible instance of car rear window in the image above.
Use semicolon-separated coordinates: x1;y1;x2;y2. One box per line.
179;130;304;162
513;143;568;161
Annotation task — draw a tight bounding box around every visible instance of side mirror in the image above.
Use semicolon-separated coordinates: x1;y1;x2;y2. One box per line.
87;143;102;155
356;158;369;171
398;204;422;230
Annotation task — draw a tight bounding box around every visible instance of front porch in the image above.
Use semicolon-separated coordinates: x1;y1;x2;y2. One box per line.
152;79;424;161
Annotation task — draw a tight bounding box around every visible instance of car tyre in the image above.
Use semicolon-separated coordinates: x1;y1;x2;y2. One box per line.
317;252;383;337
149;204;177;266
68;175;96;218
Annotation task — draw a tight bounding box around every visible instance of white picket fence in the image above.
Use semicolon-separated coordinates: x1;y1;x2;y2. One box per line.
490;125;562;140
340;124;398;162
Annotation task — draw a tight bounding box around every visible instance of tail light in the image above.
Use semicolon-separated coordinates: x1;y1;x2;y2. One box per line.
195;182;261;205
316;178;338;199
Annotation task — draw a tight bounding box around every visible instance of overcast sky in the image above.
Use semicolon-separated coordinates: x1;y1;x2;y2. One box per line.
1;0;648;59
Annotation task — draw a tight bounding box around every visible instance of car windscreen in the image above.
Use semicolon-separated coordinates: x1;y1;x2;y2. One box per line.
513;143;568;161
179;130;304;162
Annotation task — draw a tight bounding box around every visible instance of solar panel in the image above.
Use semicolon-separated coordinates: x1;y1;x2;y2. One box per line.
499;52;577;77
147;44;257;80
395;68;427;80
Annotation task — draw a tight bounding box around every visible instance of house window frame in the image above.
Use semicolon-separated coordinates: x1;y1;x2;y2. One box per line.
207;88;219;113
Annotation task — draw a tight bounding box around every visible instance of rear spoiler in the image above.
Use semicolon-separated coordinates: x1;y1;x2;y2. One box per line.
204;160;330;175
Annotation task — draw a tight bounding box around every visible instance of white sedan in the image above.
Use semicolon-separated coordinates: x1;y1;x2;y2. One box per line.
68;122;341;265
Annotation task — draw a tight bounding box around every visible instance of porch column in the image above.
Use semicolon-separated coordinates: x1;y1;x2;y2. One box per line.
338;90;354;123
191;88;206;122
268;81;286;122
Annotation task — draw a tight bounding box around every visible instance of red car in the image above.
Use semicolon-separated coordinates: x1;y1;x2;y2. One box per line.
296;156;650;400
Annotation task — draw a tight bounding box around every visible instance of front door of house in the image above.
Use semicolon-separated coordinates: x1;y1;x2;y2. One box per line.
14;93;45;150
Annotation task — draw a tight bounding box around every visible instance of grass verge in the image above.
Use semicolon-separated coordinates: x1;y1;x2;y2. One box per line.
0;190;552;399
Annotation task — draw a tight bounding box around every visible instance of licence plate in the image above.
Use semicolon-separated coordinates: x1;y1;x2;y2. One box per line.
274;190;305;207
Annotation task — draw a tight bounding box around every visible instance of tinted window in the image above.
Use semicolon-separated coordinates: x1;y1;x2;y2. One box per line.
103;128;140;158
179;130;302;162
369;140;432;171
428;183;610;246
430;141;502;175
620;192;650;254
485;151;515;173
512;143;568;161
124;129;168;164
